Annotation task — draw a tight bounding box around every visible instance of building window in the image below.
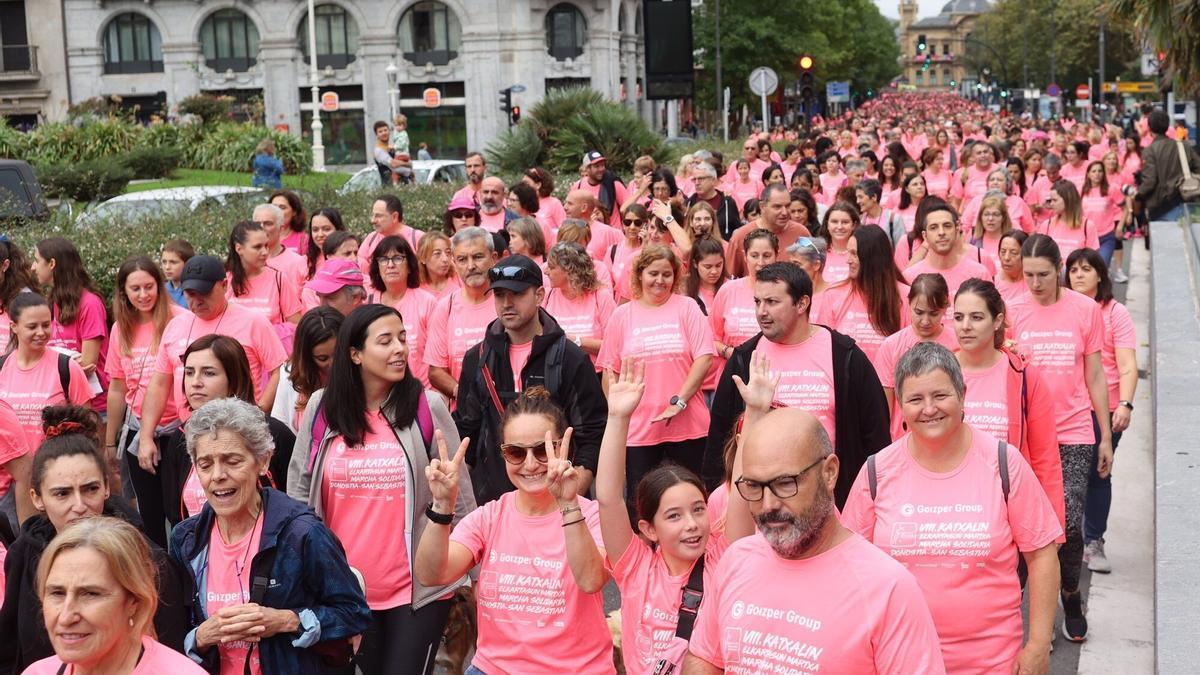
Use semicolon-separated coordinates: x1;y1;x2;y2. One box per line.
398;2;461;66
297;4;359;69
102;13;163;74
545;3;586;61
200;9;260;72
943;69;952;85
943;44;950;56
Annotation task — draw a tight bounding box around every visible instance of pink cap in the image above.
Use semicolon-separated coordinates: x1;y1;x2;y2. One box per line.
305;258;364;295
447;195;477;212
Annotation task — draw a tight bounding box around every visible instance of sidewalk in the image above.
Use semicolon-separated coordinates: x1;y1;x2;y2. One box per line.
1076;241;1155;673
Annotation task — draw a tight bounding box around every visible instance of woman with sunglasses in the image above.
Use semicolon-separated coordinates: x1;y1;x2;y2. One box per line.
415;388;614;674
290;304;474;674
612;206;648;303
416;232;461;300
443;195;481;235
370;236;437;387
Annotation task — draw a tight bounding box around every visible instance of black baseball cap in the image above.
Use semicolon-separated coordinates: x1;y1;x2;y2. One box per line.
488;255;543;292
180;255;226;294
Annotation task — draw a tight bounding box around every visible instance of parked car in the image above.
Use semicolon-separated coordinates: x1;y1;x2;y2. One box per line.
74;186;266;229
338;159;467;195
0;159;50;223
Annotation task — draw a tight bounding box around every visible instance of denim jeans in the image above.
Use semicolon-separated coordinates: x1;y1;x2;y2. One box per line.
1084;413;1124;543
1098;231;1117;268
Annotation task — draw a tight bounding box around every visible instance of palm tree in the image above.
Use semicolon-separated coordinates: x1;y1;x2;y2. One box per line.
1107;0;1200;94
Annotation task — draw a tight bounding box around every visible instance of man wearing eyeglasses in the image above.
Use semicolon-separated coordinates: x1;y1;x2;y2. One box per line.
703;262;889;508
453;255;607;504
684;406;944;674
685;161;740;240
359;194;423;280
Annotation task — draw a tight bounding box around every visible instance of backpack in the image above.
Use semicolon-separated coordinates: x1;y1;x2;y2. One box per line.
306;392;435;471
866;438;1010;502
0;351;71;399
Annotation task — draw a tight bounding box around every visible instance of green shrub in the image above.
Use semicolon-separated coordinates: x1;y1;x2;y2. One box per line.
179;94;234;125
121;146;179;179
189;123;311;174
0;124;30;159
135;123;182;150
38;161;134;202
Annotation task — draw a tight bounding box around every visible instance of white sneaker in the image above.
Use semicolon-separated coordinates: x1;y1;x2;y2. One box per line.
1112;269;1129;284
1085;539;1113;573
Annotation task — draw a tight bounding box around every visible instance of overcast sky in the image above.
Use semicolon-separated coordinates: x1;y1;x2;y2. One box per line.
873;0;952;20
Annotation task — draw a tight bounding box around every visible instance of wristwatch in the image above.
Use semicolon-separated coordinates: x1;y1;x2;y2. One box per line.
669;395;687;410
1119;400;1134;411
663;215;675;224
425;505;453;525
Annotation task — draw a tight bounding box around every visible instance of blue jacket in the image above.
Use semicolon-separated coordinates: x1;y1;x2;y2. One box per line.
170;488;372;674
252;154;284;188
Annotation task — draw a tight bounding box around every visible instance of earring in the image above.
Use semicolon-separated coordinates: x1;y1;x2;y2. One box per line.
128;617;134;627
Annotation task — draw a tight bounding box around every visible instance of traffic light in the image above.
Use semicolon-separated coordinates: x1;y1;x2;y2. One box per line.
499;87;513;126
922;54;932;71
798;55;815;100
798;55;814;71
917;35;927;53
510;106;521;125
1000;89;1009;98
949;79;957;88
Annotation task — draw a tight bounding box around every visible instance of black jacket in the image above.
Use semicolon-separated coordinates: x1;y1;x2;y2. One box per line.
0;500;192;673
1137;134;1200;219
454;309;608;505
687;190;742;240
703;328;891;508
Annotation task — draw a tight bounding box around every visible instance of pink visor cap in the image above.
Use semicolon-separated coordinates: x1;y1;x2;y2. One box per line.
306;258;364;295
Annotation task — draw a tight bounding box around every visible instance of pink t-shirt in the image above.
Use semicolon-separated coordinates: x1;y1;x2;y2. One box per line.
450;494;615;674
181;465;208;518
755;329;838;446
542;288;616;369
956;165;994;203
423;289;496;384
226;269;303;325
612;535;729;674
842;428;1062;674
1099;301;1135;412
818;171;847;201
710;278;760;349
23;636;208;675
873;326;959;439
822;248;850;284
1080;186;1125;237
420;275;462;301
508;340;533;391
538;196;567;237
280;230;309;255
960;356;1013;442
49;290;110;412
155;304;288;422
922;169;954;200
824;283;910;363
726;179;763;214
609;242;641;302
961;195;1035;235
0;350;92;453
586;223;626;263
0;313;10;355
688;533;945;674
1037;217;1100;263
479;210;506;233
1006;289;1104;443
266;248;309;294
596;295;715;445
904;255;990;300
105;307;186;424
380;288;438;388
0;401;30;499
1059;162;1088;192
358;228;424;279
321;411;412;609
994;275;1027;305
205;515;266;675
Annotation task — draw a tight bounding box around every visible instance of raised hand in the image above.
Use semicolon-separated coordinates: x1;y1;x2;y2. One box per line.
649;199;673;223
732;350;780;413
607;359;646;419
425;429;468;511
544;426;579;505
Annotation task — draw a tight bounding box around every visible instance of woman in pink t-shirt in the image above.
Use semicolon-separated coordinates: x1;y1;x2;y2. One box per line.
1037;180;1099;263
369;236;437;387
1009;234;1112;642
0;239;35;355
33;237;110;413
305;207;346;280
725;159;763;214
816;150;847;205
1066;248;1137;573
610;206;648;302
415;390;614;675
920;147;954;200
966;191;1009;275
994;230;1029;304
544;241;615;369
685;239;729;398
523;167;566;240
596;246;714;499
1079;161;1126;267
225;222;303;352
270;189;310;255
416;232;461;300
272;307;343;435
596;360;757;674
874;273;957;439
0;294;93;451
842;342;1062;675
289;304;473;674
712;229;777;361
26;517;207;675
825;225;907;362
820;201;858;284
103;256;185;548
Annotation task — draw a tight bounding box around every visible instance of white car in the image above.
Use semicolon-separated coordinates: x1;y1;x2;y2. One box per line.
75;186;266;228
339;159;468;194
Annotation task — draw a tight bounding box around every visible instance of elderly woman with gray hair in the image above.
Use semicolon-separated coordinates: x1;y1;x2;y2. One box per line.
169;397;371;674
842;342;1063;675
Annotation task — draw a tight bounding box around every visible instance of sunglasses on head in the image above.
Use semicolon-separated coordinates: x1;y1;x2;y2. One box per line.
488;265;541;284
500;440;557;465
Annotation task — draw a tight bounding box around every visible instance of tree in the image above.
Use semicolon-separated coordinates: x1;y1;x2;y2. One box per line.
973;0;1140;92
1106;0;1200;94
691;0;900;114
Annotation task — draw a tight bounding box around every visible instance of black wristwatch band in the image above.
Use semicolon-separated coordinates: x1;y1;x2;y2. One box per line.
425;505;453;525
1119;400;1134;411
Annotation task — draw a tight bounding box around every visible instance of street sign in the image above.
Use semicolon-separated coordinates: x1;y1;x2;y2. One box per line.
748;67;779;96
826;81;851;103
423;88;442;108
320;91;339;112
510;84;527;93
1076;84;1091;100
1141;53;1161;77
1104;81;1157;94
1046;83;1061;97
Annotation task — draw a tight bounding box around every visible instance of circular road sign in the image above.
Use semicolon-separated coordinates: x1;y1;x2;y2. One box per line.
749;67;779;97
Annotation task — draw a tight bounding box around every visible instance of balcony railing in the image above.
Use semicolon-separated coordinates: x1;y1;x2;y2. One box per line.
0;44;38;74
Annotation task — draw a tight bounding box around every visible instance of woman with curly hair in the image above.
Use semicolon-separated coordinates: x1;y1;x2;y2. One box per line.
543;242;616;369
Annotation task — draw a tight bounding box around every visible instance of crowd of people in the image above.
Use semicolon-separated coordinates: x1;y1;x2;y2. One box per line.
0;89;1183;674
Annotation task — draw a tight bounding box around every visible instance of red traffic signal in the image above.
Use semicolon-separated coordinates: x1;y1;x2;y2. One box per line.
510;106;521;124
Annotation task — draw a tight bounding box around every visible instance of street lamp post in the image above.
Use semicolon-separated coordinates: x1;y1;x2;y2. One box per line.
385;62;399;124
306;0;324;172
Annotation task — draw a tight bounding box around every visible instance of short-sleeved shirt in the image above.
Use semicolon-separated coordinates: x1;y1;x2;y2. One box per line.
1099;301;1136;412
24;636;208;674
1006;289;1104;444
541;288;616;370
105;305;186;424
423;289;496;384
754;329;839;445
688;533;945;674
378;287;438;388
450;494;615;674
0;351;92;454
596;294;715;446
842;428;1063;674
823;282;910;363
226;269;303;325
0;400;30;497
49;290;110;411
709;277;760;349
1037;217;1100;263
205;516;266;674
904;256;991;302
266;248;309;294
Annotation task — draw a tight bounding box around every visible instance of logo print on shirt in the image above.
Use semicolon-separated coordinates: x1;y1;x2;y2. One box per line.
900;503;915;516
731;600;745;619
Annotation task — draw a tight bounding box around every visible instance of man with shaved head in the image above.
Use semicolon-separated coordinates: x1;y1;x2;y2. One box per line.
565;188;622;262
684;404;945;674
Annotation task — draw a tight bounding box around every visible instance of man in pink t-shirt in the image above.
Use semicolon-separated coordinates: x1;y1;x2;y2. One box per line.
425;227;499;402
253;203;308;292
451;151;486;204
903;203;989;302
570;151;629;229
358;194;424;279
564;190;623;261
477;177;511;234
685;407;944;675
